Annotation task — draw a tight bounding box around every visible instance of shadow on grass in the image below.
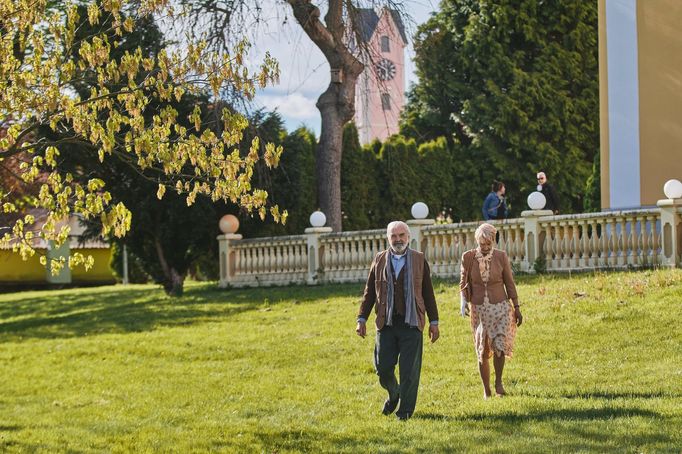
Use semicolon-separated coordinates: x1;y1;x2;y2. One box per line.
559;390;678;400
416;406;662;422
0;282;360;342
416;406;673;451
515;389;681;400
253;428;369;452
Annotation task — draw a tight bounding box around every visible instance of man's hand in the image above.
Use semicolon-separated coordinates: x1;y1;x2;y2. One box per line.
356;321;366;338
514;307;523;327
429;324;440;343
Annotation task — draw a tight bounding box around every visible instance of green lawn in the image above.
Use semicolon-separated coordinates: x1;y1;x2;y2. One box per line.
1;269;682;452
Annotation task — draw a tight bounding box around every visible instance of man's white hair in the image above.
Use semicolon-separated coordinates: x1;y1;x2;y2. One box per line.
386;221;410;237
537;171;546;179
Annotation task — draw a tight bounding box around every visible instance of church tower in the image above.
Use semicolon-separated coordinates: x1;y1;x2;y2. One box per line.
353;8;408;145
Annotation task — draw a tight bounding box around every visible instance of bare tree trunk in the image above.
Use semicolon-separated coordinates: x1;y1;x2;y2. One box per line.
287;0;363;231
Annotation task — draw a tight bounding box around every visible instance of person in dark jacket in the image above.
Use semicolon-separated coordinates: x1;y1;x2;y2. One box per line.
482;181;507;221
536;172;559;214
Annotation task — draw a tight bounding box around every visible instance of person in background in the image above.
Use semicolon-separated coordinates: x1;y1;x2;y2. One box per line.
459;223;523;399
482;181;507;221
537;171;560;214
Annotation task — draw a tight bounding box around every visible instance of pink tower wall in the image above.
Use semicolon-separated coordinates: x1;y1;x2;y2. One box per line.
354;11;406;145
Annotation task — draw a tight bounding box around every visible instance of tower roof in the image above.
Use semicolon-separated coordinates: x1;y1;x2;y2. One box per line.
355;8;408;44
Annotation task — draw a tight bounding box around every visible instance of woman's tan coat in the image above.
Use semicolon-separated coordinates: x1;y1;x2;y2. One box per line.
459;249;519;305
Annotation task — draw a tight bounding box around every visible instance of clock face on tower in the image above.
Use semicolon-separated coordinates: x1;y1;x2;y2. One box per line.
376;59;397;81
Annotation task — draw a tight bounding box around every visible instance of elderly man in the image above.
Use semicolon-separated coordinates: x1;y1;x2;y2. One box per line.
356;221;440;421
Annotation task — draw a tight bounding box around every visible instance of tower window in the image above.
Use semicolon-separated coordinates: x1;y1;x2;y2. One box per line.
381;93;391;111
381;36;390;52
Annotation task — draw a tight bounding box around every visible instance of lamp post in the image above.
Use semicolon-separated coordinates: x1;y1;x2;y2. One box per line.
305;211;333;285
217;214;242;288
521;191;554;272
406;202;435;252
657;179;682;268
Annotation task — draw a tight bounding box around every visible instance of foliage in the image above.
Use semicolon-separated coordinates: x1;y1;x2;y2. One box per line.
35;9;247;295
401;0;599;216
416;137;455;219
533;254;547;275
0;0;282;275
584;152;601;212
341;123;379;231
109;242;150;284
235;116;317;238
1;270;682;450
377;135;421;223
277;126;318;234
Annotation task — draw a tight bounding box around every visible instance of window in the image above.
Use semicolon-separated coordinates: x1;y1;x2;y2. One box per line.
381;93;391;111
381;36;390;52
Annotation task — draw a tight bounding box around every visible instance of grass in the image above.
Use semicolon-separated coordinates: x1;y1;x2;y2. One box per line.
1;269;682;452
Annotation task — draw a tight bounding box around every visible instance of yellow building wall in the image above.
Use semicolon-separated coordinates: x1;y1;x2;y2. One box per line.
0;248;115;284
0;251;45;283
637;0;682;206
71;248;116;283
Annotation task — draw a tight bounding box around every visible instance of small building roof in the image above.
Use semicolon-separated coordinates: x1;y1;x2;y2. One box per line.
1;210;109;250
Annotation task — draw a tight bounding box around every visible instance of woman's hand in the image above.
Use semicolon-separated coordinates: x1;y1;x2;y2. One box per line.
460;293;469;317
514;306;523;326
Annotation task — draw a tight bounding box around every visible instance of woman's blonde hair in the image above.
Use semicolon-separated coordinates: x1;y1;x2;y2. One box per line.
475;223;497;244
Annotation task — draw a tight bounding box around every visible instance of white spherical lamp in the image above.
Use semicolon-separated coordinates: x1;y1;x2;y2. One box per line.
527;191;547;210
219;214;240;234
536;184;543;192
663;179;682;199
411;202;429;219
309;211;327;228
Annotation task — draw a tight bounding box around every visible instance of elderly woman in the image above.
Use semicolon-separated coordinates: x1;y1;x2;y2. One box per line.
460;223;523;398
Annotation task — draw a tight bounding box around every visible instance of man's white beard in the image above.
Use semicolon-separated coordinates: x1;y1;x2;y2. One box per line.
391;243;407;254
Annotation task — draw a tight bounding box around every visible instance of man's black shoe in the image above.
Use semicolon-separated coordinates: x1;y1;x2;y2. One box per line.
382;395;400;415
396;412;412;421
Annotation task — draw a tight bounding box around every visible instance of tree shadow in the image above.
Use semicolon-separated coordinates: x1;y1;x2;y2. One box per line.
559;390;678;400
515;389;681;400
416;406;673;452
0;282;359;342
210;428;369;452
416;406;662;423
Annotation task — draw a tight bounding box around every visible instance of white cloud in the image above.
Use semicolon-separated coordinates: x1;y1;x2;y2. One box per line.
259;92;319;121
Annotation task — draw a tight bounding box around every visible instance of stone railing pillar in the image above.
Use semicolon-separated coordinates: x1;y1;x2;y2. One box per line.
217;233;242;288
521;210;553;272
656;198;682;268
406;219;435;252
304;227;332;285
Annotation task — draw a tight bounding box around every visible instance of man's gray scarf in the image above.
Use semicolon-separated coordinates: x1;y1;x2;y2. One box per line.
385;248;419;328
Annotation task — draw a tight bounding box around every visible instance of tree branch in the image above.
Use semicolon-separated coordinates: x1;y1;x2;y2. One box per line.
286;0;336;61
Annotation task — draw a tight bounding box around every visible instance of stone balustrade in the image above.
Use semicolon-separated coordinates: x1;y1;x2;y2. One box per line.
319;229;387;283
218;201;682;288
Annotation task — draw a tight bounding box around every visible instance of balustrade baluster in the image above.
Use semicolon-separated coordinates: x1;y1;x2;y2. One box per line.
625;217;635;266
579;221;588;268
608;218;617;267
571;222;580;269
543;223;553;270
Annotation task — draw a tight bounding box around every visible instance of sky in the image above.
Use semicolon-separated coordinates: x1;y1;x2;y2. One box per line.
248;1;439;134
